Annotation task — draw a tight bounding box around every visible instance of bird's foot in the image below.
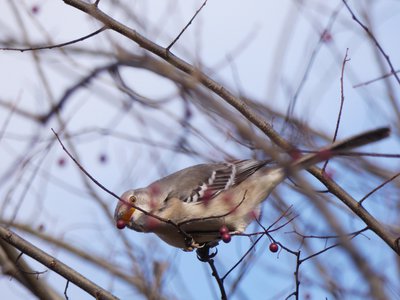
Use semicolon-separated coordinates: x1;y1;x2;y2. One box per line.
196;243;218;262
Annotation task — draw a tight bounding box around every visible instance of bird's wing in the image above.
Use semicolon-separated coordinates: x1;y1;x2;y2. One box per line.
157;160;270;204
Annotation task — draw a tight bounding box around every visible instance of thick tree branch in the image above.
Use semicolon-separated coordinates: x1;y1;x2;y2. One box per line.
0;226;119;300
0;240;62;300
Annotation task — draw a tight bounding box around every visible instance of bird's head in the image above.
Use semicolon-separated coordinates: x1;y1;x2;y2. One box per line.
114;189;153;232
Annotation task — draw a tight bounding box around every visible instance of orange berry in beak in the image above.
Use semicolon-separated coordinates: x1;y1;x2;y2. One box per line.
116;207;135;230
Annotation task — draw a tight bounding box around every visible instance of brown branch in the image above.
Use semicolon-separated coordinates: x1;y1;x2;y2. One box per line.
0;240;62;300
0;226;118;300
5;220;170;300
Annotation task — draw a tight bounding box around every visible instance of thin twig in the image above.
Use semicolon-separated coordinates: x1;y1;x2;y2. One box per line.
286;2;343;118
166;0;207;51
286;227;369;299
64;280;70;300
334;48;350;144
322;48;350;172
353;69;400;88
289;226;369;240
359;172;400;205
0;27;106;52
208;258;227;300
40;62;120;124
15;252;47;276
342;0;400;85
285;251;301;300
196;246;227;300
222;234;263;281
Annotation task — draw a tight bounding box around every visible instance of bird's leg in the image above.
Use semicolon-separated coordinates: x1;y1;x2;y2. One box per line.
196;244;218;262
182;235;202;251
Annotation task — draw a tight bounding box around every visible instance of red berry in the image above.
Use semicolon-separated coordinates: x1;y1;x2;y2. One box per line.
221;233;231;243
116;220;126;229
269;243;279;253
58;157;66;167
219;225;229;235
31;5;40;14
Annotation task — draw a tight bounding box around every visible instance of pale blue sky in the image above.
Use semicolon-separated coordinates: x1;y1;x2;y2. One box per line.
0;1;399;299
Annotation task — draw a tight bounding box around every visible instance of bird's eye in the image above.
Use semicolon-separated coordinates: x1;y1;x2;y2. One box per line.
129;195;136;203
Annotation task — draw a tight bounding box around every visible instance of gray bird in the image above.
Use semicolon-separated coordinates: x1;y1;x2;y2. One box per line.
114;127;389;250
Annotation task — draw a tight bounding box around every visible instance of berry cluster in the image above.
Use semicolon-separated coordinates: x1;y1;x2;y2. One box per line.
219;225;231;243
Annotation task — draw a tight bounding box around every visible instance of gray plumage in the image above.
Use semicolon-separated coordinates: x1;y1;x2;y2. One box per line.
114;127;390;250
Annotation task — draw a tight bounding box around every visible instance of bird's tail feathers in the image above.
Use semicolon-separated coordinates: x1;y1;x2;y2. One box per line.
292;127;390;170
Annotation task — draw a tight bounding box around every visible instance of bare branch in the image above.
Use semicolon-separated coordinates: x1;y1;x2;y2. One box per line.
322;48;350;172
0;226;118;300
0;27;106;52
166;0;208;51
359;172;400;205
342;0;400;85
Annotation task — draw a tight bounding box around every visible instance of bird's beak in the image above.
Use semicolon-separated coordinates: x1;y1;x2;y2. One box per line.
121;206;135;223
115;203;136;229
